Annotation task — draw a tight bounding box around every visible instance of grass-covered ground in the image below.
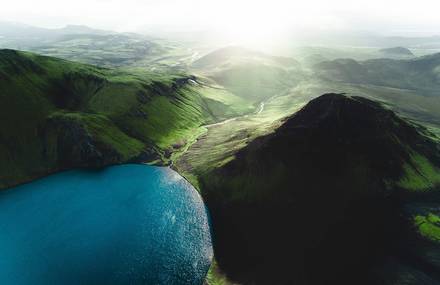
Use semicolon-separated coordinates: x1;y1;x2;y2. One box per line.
397;152;440;191
312;53;440;96
178;46;440;187
176;72;440;186
0;49;256;189
174;76;440;283
192;46;304;103
196;94;440;284
175;83;312;186
3;41;440;284
414;213;440;242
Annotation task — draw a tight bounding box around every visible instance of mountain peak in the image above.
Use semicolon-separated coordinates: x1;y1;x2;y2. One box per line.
283;93;399;131
59;24;109;35
277;93;440;190
201;94;440;283
379;46;414;56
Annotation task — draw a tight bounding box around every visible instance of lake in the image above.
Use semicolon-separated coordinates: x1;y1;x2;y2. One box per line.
0;164;212;285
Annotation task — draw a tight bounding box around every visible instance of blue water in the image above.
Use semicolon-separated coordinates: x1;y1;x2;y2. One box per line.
0;165;213;285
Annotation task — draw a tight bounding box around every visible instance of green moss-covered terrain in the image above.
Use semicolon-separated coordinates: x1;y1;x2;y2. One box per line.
199;94;440;284
0;49;253;189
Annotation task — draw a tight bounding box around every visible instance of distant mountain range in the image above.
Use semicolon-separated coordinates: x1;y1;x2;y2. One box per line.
313;53;440;95
0;22;169;68
0;22;112;39
288;30;440;49
379;47;414;57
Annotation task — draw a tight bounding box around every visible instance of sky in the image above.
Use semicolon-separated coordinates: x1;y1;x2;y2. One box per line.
1;0;440;39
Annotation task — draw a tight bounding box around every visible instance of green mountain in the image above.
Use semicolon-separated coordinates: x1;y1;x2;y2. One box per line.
192;46;303;102
379;47;415;58
313;54;440;95
200;94;440;284
0;49;251;189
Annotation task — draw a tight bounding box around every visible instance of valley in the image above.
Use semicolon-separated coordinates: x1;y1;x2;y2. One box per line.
1;22;440;285
0;49;258;189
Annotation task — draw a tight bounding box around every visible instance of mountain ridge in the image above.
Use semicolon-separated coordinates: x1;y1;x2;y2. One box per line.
200;93;440;284
313;54;440;94
0;49;251;189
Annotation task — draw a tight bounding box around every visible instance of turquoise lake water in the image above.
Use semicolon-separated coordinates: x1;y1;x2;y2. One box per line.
0;164;213;285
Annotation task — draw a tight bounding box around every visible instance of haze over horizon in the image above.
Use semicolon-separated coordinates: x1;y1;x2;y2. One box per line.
2;0;440;41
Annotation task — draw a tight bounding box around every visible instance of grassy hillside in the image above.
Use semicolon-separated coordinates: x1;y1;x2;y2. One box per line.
313;53;440;95
199;94;440;284
0;49;251;189
292;46;418;65
192;46;304;103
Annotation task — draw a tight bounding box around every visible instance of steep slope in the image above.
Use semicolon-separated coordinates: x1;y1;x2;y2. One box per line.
200;94;440;284
0;49;244;189
192;46;304;102
313;54;440;95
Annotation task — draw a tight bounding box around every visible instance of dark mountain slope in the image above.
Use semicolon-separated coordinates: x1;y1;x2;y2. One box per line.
0;49;235;189
200;94;440;284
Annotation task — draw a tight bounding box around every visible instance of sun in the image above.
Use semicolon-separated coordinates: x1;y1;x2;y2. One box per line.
200;0;334;48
